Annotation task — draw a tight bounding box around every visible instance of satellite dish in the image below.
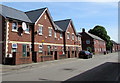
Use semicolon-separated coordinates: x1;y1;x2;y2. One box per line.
22;22;27;30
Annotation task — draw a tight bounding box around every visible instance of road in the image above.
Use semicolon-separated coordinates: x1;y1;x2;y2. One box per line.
2;52;120;82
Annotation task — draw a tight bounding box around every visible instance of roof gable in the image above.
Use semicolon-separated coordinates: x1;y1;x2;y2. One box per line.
54;19;77;34
0;4;31;23
54;19;71;31
67;20;77;35
25;7;63;32
25;8;46;23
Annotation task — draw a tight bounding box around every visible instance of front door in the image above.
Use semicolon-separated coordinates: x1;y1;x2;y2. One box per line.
54;51;57;60
22;44;27;57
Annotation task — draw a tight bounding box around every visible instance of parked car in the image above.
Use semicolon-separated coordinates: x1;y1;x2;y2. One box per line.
79;51;93;59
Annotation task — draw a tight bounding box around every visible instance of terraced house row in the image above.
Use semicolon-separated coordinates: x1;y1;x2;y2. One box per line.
0;5;82;65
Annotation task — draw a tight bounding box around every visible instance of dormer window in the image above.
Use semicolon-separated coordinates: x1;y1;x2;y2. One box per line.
12;22;18;32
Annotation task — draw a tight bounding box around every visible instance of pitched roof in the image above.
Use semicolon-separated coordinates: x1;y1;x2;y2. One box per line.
25;7;63;32
25;8;46;23
0;4;31;23
86;32;104;41
76;32;81;36
111;40;117;44
54;19;71;31
54;24;63;32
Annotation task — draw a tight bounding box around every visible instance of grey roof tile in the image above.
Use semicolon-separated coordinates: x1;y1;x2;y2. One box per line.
0;4;31;23
86;32;104;41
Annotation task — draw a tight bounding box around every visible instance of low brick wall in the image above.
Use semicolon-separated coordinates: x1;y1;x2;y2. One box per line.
59;54;66;59
15;52;32;65
5;52;32;65
35;52;54;62
41;55;54;62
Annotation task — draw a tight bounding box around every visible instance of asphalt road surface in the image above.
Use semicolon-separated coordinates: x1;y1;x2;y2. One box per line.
2;52;120;82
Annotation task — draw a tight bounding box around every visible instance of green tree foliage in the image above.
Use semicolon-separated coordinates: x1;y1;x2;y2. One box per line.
88;25;112;50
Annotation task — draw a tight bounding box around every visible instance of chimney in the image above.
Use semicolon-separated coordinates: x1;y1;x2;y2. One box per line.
82;28;85;32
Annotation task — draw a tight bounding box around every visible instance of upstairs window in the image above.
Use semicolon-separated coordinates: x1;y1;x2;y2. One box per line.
94;41;96;44
60;32;63;38
12;22;18;31
54;32;57;38
38;26;43;35
49;28;52;36
78;36;81;41
72;34;74;40
25;24;30;34
86;40;90;44
44;15;47;19
67;33;70;39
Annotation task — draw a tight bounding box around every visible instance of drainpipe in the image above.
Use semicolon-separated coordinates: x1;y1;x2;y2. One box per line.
63;32;66;54
31;23;35;61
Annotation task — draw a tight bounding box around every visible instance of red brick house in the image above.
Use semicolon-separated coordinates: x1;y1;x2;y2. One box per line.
54;19;82;58
1;5;82;65
117;43;120;51
79;29;106;54
25;7;66;62
0;5;33;65
111;40;120;52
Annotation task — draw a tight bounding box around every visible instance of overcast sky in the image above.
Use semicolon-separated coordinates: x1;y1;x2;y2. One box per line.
1;2;118;42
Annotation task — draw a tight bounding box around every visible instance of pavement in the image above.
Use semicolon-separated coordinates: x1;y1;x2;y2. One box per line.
1;58;81;74
1;52;120;81
1;53;103;73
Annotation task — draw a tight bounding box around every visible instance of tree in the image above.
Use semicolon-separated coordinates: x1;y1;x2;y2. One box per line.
88;25;112;50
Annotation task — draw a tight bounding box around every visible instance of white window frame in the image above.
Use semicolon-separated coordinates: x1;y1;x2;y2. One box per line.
60;32;63;38
12;22;18;32
48;27;52;36
25;24;30;34
38;26;43;35
67;32;70;39
39;45;43;53
29;44;32;51
72;34;74;40
45;15;47;19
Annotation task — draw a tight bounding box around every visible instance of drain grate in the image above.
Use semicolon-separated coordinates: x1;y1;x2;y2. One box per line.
63;68;76;71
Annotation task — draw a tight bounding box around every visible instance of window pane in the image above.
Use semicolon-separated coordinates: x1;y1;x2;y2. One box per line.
38;26;42;35
49;28;52;36
12;22;17;30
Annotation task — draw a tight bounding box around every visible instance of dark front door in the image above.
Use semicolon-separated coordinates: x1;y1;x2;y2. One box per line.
68;51;70;58
75;51;77;57
54;51;57;60
22;44;27;57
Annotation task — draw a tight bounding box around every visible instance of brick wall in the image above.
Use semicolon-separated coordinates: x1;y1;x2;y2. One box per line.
81;32;94;52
